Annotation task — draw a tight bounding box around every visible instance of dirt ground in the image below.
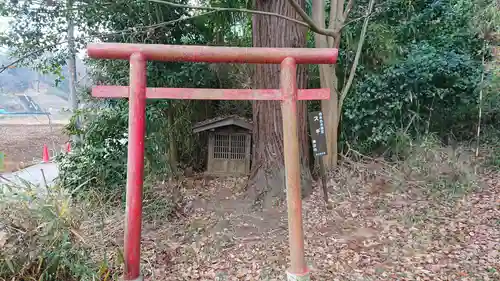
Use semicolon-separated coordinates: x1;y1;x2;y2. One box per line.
87;170;499;281
0;119;68;172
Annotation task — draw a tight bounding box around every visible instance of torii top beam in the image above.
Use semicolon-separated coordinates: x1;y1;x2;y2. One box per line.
87;43;338;65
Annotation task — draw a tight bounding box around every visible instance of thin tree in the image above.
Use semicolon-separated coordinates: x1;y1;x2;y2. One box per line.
289;0;375;168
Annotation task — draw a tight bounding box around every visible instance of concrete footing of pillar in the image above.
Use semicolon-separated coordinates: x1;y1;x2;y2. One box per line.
286;270;310;281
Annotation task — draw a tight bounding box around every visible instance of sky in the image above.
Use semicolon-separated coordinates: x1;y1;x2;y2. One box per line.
0;17;8;31
0;14;87;59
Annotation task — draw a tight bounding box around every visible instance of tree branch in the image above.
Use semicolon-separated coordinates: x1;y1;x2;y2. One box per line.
340;12;370;30
148;0;312;30
327;0;341;47
475;47;486;157
341;4;384;30
286;0;336;37
338;0;375;115
343;0;354;19
94;11;218;38
0;45;54;74
312;0;328;48
0;11;218;74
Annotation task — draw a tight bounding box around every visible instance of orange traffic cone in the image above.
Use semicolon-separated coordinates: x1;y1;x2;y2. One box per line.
42;144;49;163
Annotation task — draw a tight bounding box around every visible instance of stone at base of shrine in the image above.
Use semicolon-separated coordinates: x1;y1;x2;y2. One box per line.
286;269;310;281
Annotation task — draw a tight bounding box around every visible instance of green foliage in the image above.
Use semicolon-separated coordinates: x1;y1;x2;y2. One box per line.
339;0;498;152
59;94;210;198
0;182;99;280
343;43;483;149
59;104;129;197
56;0;244;196
0;0;76;76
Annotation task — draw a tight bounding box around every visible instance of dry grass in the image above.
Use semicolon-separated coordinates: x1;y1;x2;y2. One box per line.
0;180;94;280
0;178;186;281
340;137;481;199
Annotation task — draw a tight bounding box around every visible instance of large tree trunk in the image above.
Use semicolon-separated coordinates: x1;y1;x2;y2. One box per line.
249;0;312;207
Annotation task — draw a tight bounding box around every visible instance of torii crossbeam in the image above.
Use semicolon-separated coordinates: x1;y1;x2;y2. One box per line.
87;43;338;281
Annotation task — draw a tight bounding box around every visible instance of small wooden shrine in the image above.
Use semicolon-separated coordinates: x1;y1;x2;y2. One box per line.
193;115;252;176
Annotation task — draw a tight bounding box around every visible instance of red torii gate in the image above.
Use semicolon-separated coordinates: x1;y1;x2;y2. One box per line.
87;43;338;281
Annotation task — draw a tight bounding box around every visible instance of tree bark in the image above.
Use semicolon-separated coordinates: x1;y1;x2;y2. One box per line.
67;0;79;142
249;0;312;207
321;68;339;168
312;0;337;169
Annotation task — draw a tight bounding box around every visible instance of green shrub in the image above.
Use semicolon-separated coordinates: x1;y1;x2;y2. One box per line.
59;88;212;199
59;105;129;198
343;43;483;151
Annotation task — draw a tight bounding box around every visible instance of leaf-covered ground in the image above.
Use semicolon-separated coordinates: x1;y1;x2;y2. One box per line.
126;171;500;281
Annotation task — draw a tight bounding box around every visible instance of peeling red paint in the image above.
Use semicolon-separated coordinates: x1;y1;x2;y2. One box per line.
123;53;146;280
87;43;338;64
280;57;307;274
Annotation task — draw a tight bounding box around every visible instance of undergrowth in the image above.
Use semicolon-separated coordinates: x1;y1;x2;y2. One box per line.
479;130;500;170
340;135;480;199
396;136;479;197
0;175;186;281
0;180;105;281
0;134;494;280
